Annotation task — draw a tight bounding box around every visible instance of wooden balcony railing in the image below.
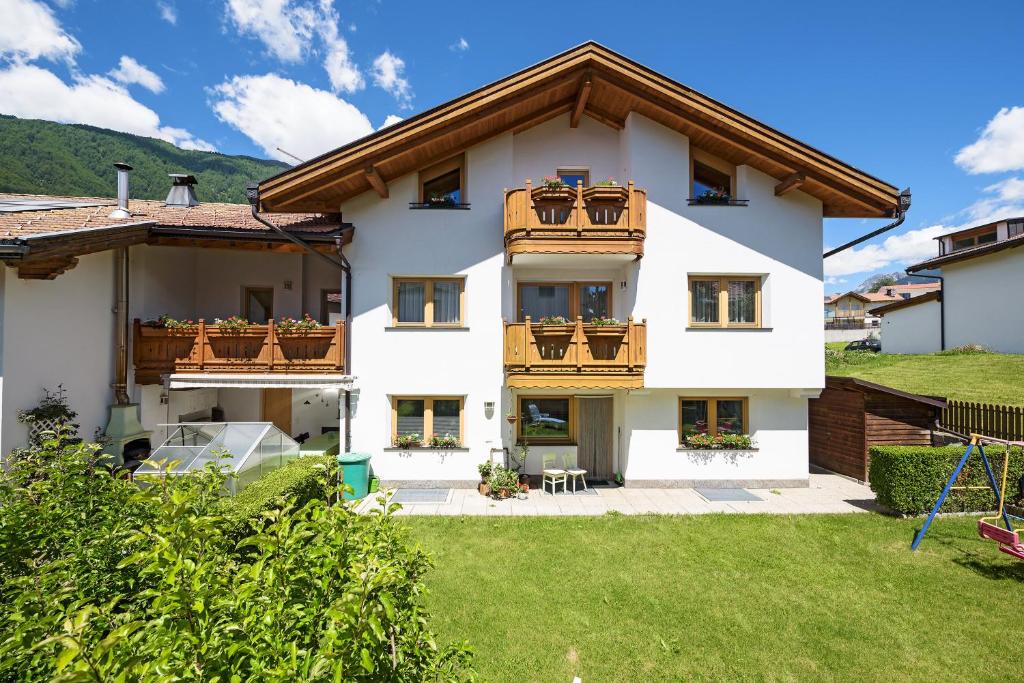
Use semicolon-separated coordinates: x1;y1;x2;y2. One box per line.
503;316;646;389
133;319;345;384
503;180;646;260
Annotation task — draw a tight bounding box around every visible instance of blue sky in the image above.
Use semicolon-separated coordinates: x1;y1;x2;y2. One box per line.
2;0;1024;289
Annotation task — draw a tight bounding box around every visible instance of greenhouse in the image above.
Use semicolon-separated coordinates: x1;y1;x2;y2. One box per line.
135;422;300;494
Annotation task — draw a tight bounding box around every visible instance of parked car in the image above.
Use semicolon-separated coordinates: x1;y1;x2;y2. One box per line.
845;339;881;353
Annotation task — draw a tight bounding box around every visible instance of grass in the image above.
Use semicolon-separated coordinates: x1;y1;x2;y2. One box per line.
404;515;1024;682
826;346;1024;406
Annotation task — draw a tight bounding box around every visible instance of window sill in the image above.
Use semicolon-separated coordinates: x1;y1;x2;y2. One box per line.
383;447;470;452
686;199;749;207
687;326;772;332
384;326;469;331
408;203;471;210
676;447;760;453
516;441;576;447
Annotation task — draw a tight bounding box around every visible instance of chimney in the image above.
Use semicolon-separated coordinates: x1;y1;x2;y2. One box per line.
109;162;133;219
165;174;199;207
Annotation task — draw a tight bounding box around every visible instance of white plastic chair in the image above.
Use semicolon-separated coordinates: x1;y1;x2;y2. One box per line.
562;452;588;493
542;453;567;495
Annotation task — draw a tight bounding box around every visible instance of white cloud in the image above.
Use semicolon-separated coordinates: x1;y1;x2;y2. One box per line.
208;73;372;162
0;0;80;64
955;106;1024;174
158;1;178;25
108;56;165;94
0;63;213;150
371;51;412;109
824;224;954;278
224;0;362;92
379;114;403;129
450;37;469;52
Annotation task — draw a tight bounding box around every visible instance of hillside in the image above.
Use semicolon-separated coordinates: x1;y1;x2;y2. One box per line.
0;115;288;204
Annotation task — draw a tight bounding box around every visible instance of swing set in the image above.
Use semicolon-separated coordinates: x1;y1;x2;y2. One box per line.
910;430;1024;560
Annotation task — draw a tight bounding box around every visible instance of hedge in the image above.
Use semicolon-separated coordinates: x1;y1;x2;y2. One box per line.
222;455;338;541
869;444;1024;515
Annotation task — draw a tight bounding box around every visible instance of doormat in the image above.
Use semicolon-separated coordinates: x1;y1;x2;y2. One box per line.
390;489;451;504
696;488;762;502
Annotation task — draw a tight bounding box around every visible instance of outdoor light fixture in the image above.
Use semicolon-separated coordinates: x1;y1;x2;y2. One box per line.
484;401;495;418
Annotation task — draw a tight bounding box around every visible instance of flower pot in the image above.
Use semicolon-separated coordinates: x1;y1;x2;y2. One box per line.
478;482;491;496
531;185;576;202
498;487;511;499
516;490;528;500
518;474;530;487
582;184;627;203
506;415;518;425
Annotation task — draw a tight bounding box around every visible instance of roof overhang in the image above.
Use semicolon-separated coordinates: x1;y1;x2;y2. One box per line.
908;234;1024;272
168;373;356;390
825;375;947;408
257;42;900;218
873;291;941;316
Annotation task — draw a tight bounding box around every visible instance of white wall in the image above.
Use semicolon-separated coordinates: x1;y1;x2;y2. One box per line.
942;248;1024;353
512;114;624;185
880;300;941;354
1;252;116;455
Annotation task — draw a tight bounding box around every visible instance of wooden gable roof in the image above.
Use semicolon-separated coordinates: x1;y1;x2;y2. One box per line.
257;42;901;217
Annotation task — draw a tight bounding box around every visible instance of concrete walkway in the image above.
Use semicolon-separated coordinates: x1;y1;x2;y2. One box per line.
355;472;878;516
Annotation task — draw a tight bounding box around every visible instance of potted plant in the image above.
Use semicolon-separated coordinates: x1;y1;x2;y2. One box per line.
428;433;460;449
276;313;322;334
505;411;518;426
583;316;626;337
156;315;199;333
682;432;755;450
583;176;628;203
393;433;422;449
214;315;252;333
488;464;519;499
694;187;732;205
614;471;624;486
427;190;457;208
477;462;493;496
517;442;530;487
531;315;574;337
531;176;575;202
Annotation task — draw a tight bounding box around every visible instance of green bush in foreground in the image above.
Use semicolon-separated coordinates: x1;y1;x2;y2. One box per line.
869;444;1024;515
0;436;474;681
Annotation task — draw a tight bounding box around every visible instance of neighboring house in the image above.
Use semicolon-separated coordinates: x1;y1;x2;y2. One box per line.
874;291;943;354
890;217;1024;353
824;291;900;329
0;43;903;489
877;282;941;299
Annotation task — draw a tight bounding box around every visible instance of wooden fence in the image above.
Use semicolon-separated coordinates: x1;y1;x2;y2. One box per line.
940;400;1024;441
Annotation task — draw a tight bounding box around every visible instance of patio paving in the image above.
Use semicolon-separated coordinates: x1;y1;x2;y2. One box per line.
354;472;878;516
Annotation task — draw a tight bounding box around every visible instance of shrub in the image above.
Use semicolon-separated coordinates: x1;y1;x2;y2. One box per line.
869;444;1024;515
936;343;991;355
221;454;337;541
683;433;755;449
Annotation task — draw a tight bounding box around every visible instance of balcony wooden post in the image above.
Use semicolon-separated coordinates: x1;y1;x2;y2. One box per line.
627;316;635;371
575;180;584;235
334;321;344;371
627;181;635;232
576;316;584;372
197;319;206;372
524;179;534;233
266;318;275;371
523;316;532;371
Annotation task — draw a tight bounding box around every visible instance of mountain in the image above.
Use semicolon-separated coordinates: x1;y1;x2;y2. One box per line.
0;115;288;204
853;271;915;293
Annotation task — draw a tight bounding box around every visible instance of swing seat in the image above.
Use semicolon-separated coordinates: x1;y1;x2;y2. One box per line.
978;520;1019;546
999;543;1024;561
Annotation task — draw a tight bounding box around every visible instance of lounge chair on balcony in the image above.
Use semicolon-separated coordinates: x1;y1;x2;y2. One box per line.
527;404;566;426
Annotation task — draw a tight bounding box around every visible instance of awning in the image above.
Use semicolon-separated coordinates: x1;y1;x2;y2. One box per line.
168;373;355;390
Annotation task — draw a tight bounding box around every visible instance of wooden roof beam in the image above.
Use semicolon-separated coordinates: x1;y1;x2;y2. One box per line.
570;73;592;128
365;166;388;198
775;171;806;196
583;103;625;130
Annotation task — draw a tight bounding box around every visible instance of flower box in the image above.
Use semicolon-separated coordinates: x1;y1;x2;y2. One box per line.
530;324;575;338
582;323;628;337
531;185;576;202
582;185;627;203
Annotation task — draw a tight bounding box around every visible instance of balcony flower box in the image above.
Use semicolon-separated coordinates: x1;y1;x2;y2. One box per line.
530;184;576;203
582;184;628;203
582;320;627;337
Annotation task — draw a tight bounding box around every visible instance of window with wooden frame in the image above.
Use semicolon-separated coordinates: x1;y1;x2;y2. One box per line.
392;277;465;327
679;397;749;441
242;286;274;322
951;227;997;251
688;276;761;328
518;396;574;443
556;167;590;189
391;396;464;446
418;154;466;207
690;148;736;200
516;281;611;322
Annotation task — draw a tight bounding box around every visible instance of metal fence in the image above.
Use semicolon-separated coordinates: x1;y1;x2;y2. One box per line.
941;400;1024;442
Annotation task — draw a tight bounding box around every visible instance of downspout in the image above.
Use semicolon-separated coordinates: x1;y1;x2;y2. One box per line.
245;186;354;452
113;246;131;405
906;272;945;350
823;188;912;258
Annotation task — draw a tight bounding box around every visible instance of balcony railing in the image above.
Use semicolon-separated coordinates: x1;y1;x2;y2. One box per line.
133;319;345;384
503;316;646;389
503;180;646;260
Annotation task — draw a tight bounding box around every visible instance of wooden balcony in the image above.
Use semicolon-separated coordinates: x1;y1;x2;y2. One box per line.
503;316;646;389
503;180;646;261
133;319;345;384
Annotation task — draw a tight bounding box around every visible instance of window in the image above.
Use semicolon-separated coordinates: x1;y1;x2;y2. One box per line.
679;397;749;441
690;148;736;199
519;396;573;443
517;282;611;322
688;276;761;328
391;396;464;446
243;287;274;322
557;167;589;189
952;229;997;251
1009;220;1024;239
320;289;341;325
392;277;464;327
418;155;465;206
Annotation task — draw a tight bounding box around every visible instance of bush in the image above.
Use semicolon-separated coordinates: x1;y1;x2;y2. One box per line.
221;454;337;541
869;444;1024;515
935;344;991;355
0;442;475;681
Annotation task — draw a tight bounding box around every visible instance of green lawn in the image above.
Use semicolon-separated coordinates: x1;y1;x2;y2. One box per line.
826;347;1024;406
404;515;1024;682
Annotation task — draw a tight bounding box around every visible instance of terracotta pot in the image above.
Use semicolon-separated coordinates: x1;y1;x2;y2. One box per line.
478;482;490;496
506;415;518;425
498;487;511;499
518;474;530;487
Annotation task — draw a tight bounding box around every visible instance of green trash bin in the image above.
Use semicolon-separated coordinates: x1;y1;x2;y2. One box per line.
338;452;372;500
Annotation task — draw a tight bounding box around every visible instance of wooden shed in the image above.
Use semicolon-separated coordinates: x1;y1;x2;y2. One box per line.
809;376;946;481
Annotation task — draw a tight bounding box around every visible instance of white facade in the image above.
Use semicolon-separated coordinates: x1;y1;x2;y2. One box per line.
880;299;942;354
942;249;1024;353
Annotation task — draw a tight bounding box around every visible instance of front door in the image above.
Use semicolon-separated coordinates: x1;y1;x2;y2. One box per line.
261;388;292;435
577;396;613;480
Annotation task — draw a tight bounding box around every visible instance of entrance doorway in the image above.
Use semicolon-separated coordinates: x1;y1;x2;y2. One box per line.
577;396;613;480
261;388;292;435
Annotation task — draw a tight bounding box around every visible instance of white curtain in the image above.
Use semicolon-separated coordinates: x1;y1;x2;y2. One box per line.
520;285;570;320
691;281;719;323
433;281;460;324
728;280;755;323
397;282;425;323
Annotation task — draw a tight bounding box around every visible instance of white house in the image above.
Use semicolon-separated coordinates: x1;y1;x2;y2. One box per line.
889;217;1024;353
0;43;902;489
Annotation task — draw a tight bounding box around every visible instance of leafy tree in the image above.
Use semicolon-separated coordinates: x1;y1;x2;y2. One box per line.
867;275;898;293
0;433;475;681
